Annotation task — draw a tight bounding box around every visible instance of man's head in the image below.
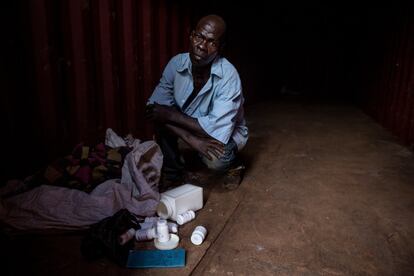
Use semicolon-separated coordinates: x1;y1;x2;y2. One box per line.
189;14;227;68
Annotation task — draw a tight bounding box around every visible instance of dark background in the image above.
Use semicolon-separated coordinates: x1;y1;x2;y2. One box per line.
192;1;407;102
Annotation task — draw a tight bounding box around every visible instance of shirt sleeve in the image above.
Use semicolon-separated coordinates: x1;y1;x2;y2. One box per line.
147;55;180;106
197;70;242;144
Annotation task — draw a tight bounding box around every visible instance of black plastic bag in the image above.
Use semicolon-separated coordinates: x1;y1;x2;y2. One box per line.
80;209;142;266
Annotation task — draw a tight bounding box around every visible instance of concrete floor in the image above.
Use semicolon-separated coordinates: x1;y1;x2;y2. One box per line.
3;100;414;275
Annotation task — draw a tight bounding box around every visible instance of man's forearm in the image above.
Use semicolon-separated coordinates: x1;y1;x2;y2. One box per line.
164;123;196;145
169;110;209;138
164;123;225;160
148;103;210;138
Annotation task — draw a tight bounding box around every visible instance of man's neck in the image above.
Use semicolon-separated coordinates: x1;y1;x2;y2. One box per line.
192;63;212;78
182;62;212;111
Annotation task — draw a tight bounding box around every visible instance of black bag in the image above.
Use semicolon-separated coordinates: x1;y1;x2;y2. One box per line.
80;209;142;266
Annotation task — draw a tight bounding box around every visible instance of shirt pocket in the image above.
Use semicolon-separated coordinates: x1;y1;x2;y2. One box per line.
196;94;214;116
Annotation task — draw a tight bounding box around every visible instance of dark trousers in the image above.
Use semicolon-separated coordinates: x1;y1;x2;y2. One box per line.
156;126;238;181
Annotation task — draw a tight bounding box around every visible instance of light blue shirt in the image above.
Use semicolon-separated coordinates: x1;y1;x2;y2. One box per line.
148;53;248;150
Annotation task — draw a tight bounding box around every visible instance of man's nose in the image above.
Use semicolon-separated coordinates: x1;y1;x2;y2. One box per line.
197;40;207;50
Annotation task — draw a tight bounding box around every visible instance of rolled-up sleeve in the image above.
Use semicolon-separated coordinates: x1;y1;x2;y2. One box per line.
197;71;242;144
147;55;179;106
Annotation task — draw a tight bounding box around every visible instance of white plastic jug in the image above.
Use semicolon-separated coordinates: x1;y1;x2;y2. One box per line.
157;184;203;221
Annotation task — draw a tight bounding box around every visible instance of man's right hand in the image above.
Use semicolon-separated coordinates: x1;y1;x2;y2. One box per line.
187;135;225;160
163;121;225;160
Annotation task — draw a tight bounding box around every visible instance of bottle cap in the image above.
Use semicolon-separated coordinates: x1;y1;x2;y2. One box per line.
154;233;180;250
135;228;149;241
168;222;178;233
176;215;185;225
191;225;207;245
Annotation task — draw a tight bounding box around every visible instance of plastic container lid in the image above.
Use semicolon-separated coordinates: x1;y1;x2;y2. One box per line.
154;234;180;250
191;232;204;245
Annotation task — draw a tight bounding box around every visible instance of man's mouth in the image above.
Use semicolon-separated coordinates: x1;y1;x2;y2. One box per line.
193;54;203;60
193;51;205;59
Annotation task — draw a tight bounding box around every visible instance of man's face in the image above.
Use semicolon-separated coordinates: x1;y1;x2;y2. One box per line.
189;20;223;67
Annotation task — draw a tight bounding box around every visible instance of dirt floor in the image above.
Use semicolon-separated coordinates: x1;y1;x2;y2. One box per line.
2;100;414;275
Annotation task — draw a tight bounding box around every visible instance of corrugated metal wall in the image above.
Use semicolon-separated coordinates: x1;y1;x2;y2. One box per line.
362;6;414;148
2;0;192;180
31;0;191;145
29;0;190;158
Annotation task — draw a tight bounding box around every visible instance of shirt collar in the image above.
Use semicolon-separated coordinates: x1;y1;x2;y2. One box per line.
177;53;224;79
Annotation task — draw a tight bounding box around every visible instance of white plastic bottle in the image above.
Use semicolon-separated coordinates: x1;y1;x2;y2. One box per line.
156;219;170;242
140;217;178;233
134;227;157;241
118;228;136;245
191;225;207;245
157;184;203;221
176;210;196;225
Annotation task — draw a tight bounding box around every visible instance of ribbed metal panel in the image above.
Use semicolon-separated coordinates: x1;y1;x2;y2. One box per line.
363;8;414;148
27;0;190;159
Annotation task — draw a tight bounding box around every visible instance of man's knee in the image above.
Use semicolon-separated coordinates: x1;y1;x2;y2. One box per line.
202;139;238;172
201;154;232;172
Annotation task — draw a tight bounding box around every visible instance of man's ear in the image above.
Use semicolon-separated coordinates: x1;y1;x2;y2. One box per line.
220;41;226;51
218;40;226;56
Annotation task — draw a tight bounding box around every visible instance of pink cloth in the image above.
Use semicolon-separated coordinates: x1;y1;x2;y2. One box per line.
0;140;162;230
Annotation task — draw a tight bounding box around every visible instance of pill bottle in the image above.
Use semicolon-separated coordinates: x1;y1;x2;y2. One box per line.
191;225;207;245
156;219;170;243
176;210;196;225
134;227;157;241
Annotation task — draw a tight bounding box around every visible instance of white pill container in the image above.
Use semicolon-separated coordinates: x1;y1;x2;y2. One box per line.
191;225;207;245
